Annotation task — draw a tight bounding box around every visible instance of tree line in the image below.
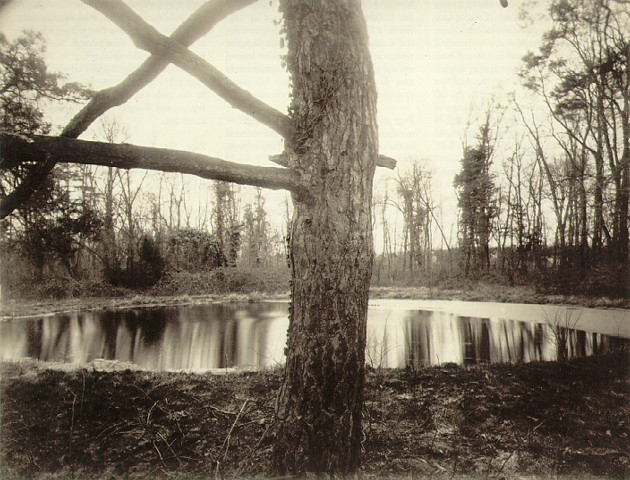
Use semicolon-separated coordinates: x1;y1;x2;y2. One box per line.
373;0;629;297
3;2;630;300
2;0;628;301
0;30;288;298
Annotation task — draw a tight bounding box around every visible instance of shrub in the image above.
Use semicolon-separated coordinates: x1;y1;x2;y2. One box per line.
536;261;628;298
151;265;290;296
105;236;165;290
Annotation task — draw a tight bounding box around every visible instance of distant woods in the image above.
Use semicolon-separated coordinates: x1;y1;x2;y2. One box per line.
374;0;629;297
1;0;629;299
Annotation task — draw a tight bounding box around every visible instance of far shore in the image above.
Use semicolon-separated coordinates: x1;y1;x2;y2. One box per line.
1;283;628;320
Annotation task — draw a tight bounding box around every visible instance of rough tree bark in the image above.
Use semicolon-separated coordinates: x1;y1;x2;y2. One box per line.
273;0;378;474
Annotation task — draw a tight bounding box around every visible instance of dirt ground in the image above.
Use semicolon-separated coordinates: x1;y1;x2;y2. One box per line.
1;348;628;479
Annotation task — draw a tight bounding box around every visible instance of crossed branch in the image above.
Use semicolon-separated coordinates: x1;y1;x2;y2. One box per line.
0;0;396;219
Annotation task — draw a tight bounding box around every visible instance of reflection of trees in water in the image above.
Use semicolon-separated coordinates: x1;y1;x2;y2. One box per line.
25;318;42;359
575;330;586;358
137;308;168;345
460;317;491;365
51;315;70;359
34;315;72;361
533;323;544;358
0;318;43;360
403;311;432;368
119;303;288;370
590;333;629;355
213;305;237;368
401;312;623;367
3;303;626;370
99;310;120;358
547;327;627;361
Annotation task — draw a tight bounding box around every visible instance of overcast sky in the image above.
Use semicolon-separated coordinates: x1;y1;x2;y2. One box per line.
0;0;547;243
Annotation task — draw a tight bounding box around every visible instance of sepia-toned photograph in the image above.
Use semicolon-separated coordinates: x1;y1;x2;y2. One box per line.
0;0;628;478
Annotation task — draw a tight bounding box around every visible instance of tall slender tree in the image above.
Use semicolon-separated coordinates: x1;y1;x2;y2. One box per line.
520;0;629;289
454;115;498;276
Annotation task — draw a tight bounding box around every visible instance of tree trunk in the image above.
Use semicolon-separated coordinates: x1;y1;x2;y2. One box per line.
273;0;378;474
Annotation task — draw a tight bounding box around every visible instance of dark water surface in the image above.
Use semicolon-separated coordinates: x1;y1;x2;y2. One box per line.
1;302;627;371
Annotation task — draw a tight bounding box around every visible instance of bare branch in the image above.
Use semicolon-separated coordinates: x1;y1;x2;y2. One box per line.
269;152;397;170
63;0;258;139
377;155;397;170
1;0;258;219
1;133;301;195
82;0;292;139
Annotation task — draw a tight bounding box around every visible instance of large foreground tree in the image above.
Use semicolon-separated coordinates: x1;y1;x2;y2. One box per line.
272;1;377;472
1;0;383;474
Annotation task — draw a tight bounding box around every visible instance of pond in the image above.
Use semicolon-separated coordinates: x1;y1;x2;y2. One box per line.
1;300;628;371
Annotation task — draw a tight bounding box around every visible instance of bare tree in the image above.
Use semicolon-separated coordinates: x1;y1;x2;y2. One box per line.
96;117;129;275
520;0;629;286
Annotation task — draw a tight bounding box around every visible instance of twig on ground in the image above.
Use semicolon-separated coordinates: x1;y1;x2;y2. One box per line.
254;421;272;450
158;431;183;468
153;440;169;471
483;440;499;479
79;371;86;415
94;420;133;440
159;466;174;478
208;404;239;416
147;400;159;424
213;399;250;480
66;387;77;466
238;417;268;428
221;400;249;462
496;417;553;475
131;382;153;401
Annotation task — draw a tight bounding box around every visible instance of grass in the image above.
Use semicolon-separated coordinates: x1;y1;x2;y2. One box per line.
370;283;630;309
1;349;628;479
2;280;627;320
0;292;290;319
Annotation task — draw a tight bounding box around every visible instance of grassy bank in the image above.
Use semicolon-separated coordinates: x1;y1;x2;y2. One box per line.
2;282;628;319
1;349;628;479
0;292;289;319
370;283;630;309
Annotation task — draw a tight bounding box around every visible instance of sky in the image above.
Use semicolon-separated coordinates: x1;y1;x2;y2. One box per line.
0;0;547;248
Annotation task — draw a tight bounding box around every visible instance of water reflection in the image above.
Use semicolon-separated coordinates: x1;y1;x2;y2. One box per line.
0;302;626;371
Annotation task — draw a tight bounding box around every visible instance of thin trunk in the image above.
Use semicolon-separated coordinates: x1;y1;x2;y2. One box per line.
617;43;629;278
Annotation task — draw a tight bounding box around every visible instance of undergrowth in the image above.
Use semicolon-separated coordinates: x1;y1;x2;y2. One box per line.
1;349;628;478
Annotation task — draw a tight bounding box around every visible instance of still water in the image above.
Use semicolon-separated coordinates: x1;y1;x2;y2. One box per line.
1;301;628;371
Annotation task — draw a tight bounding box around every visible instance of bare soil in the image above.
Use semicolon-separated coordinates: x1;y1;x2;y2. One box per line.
1;349;628;479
